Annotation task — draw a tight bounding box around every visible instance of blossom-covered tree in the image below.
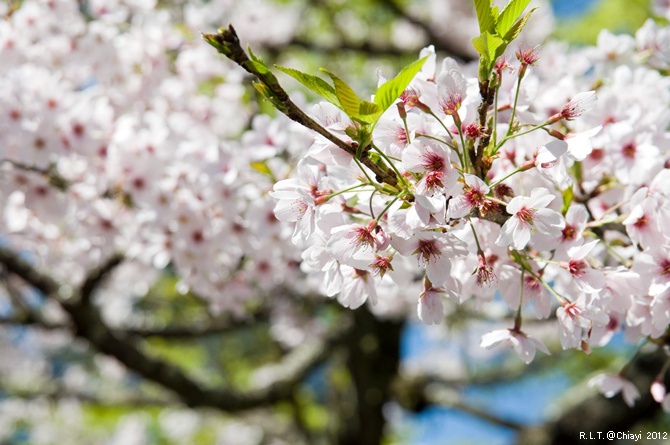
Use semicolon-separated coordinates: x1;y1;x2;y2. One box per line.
1;0;670;444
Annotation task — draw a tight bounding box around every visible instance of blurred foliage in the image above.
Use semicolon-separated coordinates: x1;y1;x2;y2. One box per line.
552;0;652;44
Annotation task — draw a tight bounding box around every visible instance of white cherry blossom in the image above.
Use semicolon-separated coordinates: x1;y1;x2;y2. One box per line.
496;187;565;250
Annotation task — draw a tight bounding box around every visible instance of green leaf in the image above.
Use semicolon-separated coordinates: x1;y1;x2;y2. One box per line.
496;0;531;37
561;186;574;215
248;46;265;65
246;47;271;76
250;161;275;179
373;56;428;114
252;81;287;112
321;69;361;118
359;100;381;115
355;100;383;124
275;65;341;108
474;0;496;33
502;7;537;43
246;59;271;76
252;81;272;99
471;32;504;62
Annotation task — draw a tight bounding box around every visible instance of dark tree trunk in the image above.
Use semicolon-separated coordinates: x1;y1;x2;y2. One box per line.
338;306;403;445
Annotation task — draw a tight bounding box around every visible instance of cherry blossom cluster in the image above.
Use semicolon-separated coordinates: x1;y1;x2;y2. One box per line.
269;9;670;407
4;0;670;429
0;0;320;322
0;0;319;441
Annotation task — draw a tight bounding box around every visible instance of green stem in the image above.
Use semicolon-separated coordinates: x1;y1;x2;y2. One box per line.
502;74;523;144
416;133;457;151
602;241;632;268
402;115;412;145
488;166;526;188
369;190;378;220
371;143;408;188
426;110;466;170
468;217;483;254
493;122;550;156
327;183;376;200
514;270;524;331
455;119;469;174
354;157;376;187
376;196;400;223
521;265;567;305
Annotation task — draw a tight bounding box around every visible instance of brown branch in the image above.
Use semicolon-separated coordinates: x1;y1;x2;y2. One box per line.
265;37;422;59
80;252;124;305
0;316;65;330
124;319;262;338
202;25;399;188
0;245;349;412
0;315;268;339
3;384;173;408
1;272;58;327
1;159;71;191
393;373;523;430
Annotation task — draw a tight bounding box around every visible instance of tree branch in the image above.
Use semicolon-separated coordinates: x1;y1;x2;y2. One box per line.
375;0;475;62
80;252;124;305
0;245;349;412
516;348;668;445
265;37;423;59
2;384;173;408
393;372;524;430
202;25;399;188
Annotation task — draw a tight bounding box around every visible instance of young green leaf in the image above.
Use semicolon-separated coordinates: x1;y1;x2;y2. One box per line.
246;47;271;76
561;185;574;215
471;32;504;62
321;69;361;118
355;100;383;124
474;0;496;33
502;7;537;43
497;0;531;37
250;161;275;180
373;56;428;113
275;65;341;108
246;60;271;77
248;46;265;65
252;81;287;112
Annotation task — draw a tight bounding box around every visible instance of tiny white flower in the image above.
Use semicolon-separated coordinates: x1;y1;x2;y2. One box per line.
588;374;640;407
480;329;550;364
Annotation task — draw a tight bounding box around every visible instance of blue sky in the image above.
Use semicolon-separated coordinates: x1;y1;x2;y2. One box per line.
398;321;572;445
550;0;600;18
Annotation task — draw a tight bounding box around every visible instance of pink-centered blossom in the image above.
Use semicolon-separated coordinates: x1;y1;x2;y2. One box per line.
270;161;328;244
447;174;490;219
496;188;565;250
392;231;468;286
402;139;458;197
547;90;597;123
623;195;664;249
437;63;467;117
559;240;605;294
556;295;609;350
327;220;382;262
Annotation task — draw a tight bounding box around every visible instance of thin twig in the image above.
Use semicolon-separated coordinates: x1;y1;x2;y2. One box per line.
0;245;351;412
202;25;399;187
